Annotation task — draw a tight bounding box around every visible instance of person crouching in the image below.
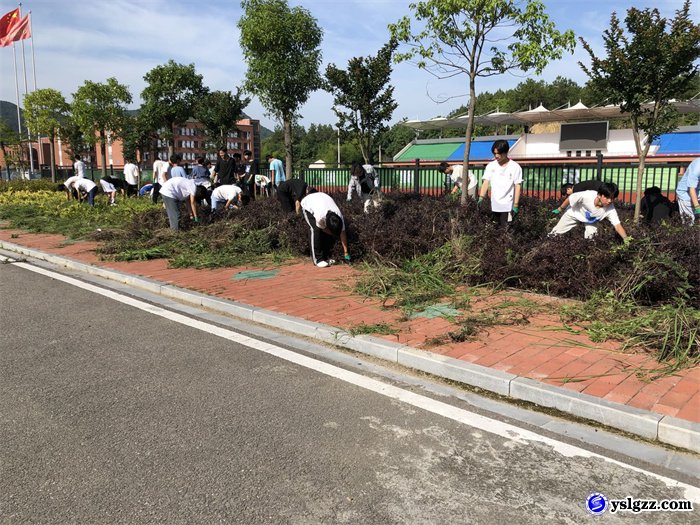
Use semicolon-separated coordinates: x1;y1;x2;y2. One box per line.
159;177;208;231
300;191;350;267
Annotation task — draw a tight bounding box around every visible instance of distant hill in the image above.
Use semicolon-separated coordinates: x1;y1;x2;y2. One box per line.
0;101;23;132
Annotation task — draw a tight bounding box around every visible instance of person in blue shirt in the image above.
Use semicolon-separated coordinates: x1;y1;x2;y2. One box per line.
267;154;285;194
169;155;187;178
675;157;700;224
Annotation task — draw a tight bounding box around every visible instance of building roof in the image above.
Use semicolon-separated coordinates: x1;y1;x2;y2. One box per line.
394;138;517;162
652;131;700;155
401;100;700;130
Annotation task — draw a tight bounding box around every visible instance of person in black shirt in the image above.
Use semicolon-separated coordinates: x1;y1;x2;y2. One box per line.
240;150;259;200
212;148;237;186
277;178;310;214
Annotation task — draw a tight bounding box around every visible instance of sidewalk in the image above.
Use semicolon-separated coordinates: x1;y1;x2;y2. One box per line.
1;228;699;453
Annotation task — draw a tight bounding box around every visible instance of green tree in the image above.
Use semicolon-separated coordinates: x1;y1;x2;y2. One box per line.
390;0;575;204
23;88;70;182
72;78;132;179
0;120;23;180
195;89;250;151
580;0;700;221
121;113;157;165
325;40;398;164
238;0;323;178
59;117;89;161
141;60;208;158
379;121;417;160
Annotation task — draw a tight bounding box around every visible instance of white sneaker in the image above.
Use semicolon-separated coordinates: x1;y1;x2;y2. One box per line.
316;260;329;268
328;259;336;266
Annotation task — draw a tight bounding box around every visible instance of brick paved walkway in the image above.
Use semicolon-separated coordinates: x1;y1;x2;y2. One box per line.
2;229;698;424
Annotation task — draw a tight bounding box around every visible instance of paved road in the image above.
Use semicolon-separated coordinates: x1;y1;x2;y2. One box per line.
1;261;698;524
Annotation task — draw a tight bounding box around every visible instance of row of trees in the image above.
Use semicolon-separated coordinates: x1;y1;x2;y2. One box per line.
15;60;249;183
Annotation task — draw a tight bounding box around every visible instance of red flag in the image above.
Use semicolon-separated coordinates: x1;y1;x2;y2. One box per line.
0;13;30;47
0;8;20;41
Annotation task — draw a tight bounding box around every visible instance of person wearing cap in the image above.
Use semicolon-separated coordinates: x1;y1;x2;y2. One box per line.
437;161;477;198
300;191;350;268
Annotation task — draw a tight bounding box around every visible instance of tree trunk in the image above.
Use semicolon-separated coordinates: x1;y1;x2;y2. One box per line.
460;74;477;206
630;123;651;222
168;122;175;160
283;116;293;179
49;133;56;183
99;130;108;179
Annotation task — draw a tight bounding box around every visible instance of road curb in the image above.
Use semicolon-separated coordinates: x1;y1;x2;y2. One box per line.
2;240;699;454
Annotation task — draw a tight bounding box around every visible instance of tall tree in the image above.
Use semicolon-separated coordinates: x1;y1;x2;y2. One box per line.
195;89;250;151
72;78;132;179
238;0;323;178
580;0;700;221
141;60;208;158
23;88;69;182
390;0;575;204
325;40;398;164
121;113;157;166
0;120;23;180
59;117;89;162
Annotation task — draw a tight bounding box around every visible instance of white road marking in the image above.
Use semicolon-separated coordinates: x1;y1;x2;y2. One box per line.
11;260;700;500
0;255;16;263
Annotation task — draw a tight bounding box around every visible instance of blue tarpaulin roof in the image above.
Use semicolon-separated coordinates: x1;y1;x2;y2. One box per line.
653;132;700;155
448;140;517;161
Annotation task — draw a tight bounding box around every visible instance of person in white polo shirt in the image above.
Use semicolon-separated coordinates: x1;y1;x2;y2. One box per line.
210;184;247;211
70;177;98;206
159;177;207;231
73;155;86;178
300;191;350;268
550;183;628;240
152;157;170;204
478;140;522;227
123;158;140;197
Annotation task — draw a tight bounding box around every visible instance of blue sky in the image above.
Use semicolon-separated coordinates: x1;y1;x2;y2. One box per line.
0;0;693;130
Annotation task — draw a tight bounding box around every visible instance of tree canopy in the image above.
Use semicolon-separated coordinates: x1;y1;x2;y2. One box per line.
580;0;700;220
24;88;70;181
195;89;250;151
325;40;398;164
141;60;207;157
390;0;575;204
238;0;323;178
72;78;132;178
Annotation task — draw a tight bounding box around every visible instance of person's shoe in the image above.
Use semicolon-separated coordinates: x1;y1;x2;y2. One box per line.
110;202;117;206
316;260;329;268
328;259;336;266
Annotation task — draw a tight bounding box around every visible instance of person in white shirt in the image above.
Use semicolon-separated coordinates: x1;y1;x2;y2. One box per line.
159;177;207;230
152;157;170;204
123;159;140;197
550;184;628;240
73;156;86;178
99;178;118;206
61;175;80;200
211;184;247;211
300;191;350;268
69;177;98;206
438;162;477;198
477;140;522;227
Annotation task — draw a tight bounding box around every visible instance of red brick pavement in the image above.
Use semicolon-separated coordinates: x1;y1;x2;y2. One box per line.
2;229;698;424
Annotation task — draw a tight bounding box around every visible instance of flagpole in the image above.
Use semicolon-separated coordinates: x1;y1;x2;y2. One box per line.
27;10;42;165
17;3;34;174
12;43;24;177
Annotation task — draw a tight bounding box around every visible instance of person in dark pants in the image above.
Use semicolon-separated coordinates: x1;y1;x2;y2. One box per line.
158;177;208;231
300;191;350;268
240;150;258;200
276;178;309;214
211;148;237;187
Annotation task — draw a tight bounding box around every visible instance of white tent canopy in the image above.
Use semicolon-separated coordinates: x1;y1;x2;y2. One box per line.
401;100;700;130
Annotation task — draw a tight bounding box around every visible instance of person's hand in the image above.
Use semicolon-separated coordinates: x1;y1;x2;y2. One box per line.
552;208;561;215
343;254;351;262
347;197;352;202
512;206;519;214
477;197;484;207
694;207;700;216
623;235;633;244
193;216;199;223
